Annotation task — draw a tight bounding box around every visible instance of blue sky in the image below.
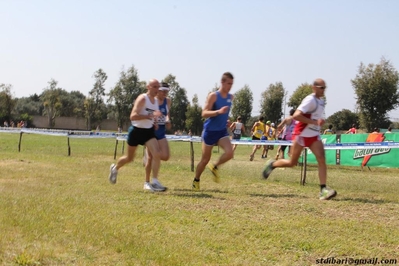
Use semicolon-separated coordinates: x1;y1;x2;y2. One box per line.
1;0;399;120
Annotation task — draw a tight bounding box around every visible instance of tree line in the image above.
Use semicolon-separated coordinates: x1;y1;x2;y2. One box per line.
1;58;398;134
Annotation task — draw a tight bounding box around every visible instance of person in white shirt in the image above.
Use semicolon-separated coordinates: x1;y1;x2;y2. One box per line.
262;78;337;200
108;79;165;192
144;82;172;191
230;116;245;152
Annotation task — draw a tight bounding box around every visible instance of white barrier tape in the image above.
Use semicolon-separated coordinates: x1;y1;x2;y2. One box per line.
324;142;399;150
0;128;23;133
3;128;399;150
21;129;68;137
116;136;200;142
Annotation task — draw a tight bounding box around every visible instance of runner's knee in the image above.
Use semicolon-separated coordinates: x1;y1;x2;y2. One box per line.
225;150;234;160
161;153;170;161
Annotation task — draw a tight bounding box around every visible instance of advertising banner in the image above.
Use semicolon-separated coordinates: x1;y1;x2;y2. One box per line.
305;133;399;168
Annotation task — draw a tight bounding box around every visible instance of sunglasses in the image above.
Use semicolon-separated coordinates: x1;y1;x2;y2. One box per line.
315;85;326;90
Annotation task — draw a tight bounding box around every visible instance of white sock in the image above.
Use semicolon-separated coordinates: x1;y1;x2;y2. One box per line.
152;177;160;185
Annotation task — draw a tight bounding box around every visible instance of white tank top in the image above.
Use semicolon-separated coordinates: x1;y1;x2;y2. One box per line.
132;94;159;129
234;122;242;134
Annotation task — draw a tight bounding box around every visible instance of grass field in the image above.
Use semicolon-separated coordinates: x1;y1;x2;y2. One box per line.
1;132;399;266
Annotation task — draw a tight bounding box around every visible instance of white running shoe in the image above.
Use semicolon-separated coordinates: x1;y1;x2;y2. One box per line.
143;182;165;192
319;187;337;200
109;164;118;184
151;181;167;191
143;182;155;192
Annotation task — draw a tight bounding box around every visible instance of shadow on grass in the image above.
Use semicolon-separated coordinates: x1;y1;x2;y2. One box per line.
173;188;229;194
173;193;214;199
170;188;230;199
250;193;307;199
336;197;398;205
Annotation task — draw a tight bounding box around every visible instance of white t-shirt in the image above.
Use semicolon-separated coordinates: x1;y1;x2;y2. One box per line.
294;94;325;137
132;94;159;129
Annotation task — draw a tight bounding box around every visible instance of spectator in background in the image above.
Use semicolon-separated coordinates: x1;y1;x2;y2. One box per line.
386;127;392;134
346;124;357;134
372;127;380;134
3;121;8;127
323;124;334;135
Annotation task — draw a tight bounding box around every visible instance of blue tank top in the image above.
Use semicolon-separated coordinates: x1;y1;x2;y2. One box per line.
203;91;232;131
156;98;168;125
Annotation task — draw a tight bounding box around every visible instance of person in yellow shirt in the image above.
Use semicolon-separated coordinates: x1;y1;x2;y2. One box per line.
262;121;276;158
249;116;265;161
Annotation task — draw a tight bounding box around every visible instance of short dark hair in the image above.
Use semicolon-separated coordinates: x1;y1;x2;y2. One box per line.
329;125;333;129
237;116;242;120
259;116;264;121
222;72;234;81
388;126;392;131
289;109;295;116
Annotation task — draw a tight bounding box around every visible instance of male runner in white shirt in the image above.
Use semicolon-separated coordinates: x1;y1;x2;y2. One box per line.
262;78;337;200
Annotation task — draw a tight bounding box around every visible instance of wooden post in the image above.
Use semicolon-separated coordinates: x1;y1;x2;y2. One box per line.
301;149;308;186
67;137;71;156
190;141;194;172
18;131;23;152
114;139;118;160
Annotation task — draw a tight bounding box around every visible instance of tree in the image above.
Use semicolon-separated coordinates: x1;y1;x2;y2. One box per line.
86;69;107;129
231;84;253;125
210;83;219;93
0;84;17;123
326;109;359;131
185;94;203;135
40;79;63;128
259;82;285;124
287;83;313;110
57;90;86;117
108;65;145;130
14;94;43;117
352;57;399;132
162;74;189;131
68;91;86;118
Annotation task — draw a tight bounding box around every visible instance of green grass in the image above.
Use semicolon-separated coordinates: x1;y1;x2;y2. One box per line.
1;132;398;265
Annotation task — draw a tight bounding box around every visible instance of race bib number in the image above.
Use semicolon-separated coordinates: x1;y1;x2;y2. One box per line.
145;108;155;121
308;124;320;131
157;115;166;125
308;113;321;131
